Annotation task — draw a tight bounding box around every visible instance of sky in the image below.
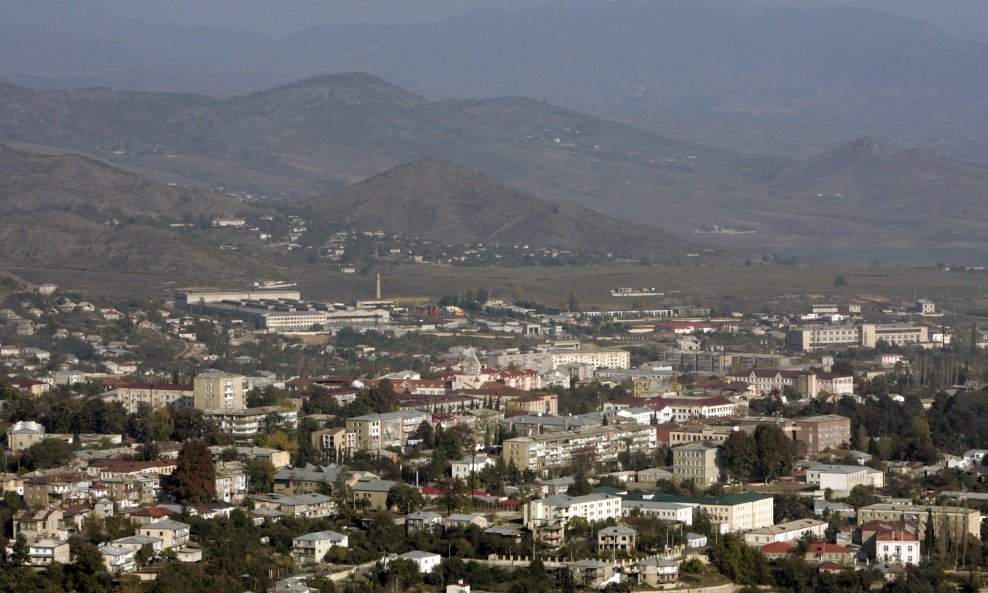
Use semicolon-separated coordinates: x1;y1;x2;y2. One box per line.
3;0;986;41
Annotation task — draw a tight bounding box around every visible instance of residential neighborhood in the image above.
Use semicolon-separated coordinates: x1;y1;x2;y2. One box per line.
1;280;988;593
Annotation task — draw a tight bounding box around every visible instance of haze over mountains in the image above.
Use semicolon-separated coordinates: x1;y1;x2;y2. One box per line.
2;0;988;164
3;72;988;264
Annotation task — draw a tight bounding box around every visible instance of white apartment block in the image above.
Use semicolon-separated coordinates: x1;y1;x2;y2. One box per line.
523;493;623;528
345;411;429;452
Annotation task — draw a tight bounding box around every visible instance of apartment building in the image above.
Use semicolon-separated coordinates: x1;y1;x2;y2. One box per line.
787;325;861;352
620;500;695;524
503;422;656;473
788;323;929;351
345;411;429;452
102;383;193;413
193;372;246;411
860;323;929;349
794;415;852;456
523;493;623;528
624;492;773;533
672;442;721;486
202;406;298;439
857;504;980;540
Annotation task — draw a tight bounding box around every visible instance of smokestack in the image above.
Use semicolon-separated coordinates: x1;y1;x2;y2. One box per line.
376;272;382;300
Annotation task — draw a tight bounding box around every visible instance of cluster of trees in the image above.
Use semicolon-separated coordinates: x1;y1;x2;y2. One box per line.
719;424;795;484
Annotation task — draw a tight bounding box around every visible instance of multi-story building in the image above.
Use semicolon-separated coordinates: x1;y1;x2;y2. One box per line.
725;370;853;398
6;539;71;566
860;323;929;349
668;425;737;446
292;530;348;565
193;372;246;411
787;325;861;352
345;411;429;452
623;492;774;533
857;504;980;540
502;422;656;473
505;394;558;416
202;406;298;439
672;442;721;486
794;415;852;456
138;519;191;550
487;347;631;372
805;465;884;496
6;421;46;453
523;493;623;529
102;383;194;413
311;427;347;462
788;323;930;351
876;530;920;565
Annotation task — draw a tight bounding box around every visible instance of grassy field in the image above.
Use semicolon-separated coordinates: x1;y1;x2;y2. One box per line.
9;262;988;317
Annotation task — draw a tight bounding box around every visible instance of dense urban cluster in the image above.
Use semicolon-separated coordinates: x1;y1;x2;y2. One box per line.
2;280;988;593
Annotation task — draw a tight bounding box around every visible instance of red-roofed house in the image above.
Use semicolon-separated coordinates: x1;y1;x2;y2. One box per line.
805;543;853;565
876;530;919;565
8;377;51;396
760;541;794;559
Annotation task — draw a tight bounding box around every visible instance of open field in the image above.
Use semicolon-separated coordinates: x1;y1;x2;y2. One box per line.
300;263;988;312
8;263;988;318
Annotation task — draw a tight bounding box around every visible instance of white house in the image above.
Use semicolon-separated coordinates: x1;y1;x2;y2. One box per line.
450;455;496;480
292;530;348;565
98;544;137;574
805;465;884;496
744;518;828;546
394;550;441;573
877;530;920;565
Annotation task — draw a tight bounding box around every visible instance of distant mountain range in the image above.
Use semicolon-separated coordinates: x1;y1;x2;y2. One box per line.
2;0;988;163
2;74;988;264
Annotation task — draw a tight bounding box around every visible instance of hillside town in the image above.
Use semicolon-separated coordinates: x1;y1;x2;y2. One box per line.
2;280;988;593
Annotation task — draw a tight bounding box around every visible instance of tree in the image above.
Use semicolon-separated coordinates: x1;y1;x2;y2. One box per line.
753;424;793;482
386;483;424;514
19;438;75;471
246;458;276;494
10;533;28;566
166;439;215;504
720;430;757;484
566;476;592;497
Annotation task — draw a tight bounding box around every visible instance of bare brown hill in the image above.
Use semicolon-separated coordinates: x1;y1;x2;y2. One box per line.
294;160;701;261
0;144;265;277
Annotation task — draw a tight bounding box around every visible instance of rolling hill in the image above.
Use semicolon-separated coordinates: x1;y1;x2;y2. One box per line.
294;160;700;261
0;144;265;277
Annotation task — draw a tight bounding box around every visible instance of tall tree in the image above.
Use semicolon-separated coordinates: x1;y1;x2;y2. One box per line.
753;424;793;482
720;430;757;484
166;439;215;504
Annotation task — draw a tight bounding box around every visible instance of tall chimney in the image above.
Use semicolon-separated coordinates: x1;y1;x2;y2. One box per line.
376;272;382;300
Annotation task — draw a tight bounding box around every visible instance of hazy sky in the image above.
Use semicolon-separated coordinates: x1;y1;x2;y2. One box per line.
0;0;555;35
3;0;987;41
